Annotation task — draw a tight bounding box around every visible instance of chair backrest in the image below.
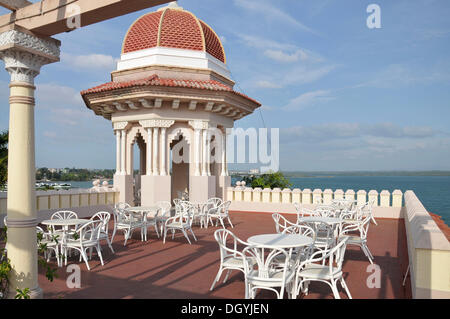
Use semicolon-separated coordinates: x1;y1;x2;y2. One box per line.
156;201;172;217
90;212;111;232
217;200;231;215
314;206;337;218
207;197;223;208
282;224;316;240
272;213;297;234
178;201;194;224
51;210;78;220
214;229;248;262
298;236;349;277
242;245;292;285
115;202;131;211
75;220;103;242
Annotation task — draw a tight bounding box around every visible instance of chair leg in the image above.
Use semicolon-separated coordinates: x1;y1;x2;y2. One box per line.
227;216;234;228
223;269;232;283
154;224;160;238
80;248;90;271
96;244;104;266
330;280;341;299
340;278;352;299
190;228;197;242
182;229;192;245
107;238;114;254
163;227;168;244
210;267;224;291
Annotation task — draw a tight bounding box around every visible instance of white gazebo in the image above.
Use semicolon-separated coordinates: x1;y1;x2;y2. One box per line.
81;2;260;206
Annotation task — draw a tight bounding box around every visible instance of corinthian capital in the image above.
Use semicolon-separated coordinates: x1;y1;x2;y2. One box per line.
0;29;60;84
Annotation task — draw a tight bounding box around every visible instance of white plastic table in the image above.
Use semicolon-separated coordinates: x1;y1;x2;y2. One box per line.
41;218;89;228
298;216;343;225
247;233;313;249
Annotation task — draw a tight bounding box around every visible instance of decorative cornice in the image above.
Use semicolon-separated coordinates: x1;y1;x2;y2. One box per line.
139;119;175;128
188;120;209;130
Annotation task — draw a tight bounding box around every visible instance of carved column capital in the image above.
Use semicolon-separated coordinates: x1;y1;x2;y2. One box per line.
0;30;60;84
113;121;128;131
188;120;209;130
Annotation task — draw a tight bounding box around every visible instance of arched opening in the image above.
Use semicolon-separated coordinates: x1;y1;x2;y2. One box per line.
170;133;190;201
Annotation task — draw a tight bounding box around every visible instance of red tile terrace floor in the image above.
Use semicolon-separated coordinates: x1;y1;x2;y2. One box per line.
38;211;412;299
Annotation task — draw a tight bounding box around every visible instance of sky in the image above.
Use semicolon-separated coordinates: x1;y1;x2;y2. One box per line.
0;0;449;171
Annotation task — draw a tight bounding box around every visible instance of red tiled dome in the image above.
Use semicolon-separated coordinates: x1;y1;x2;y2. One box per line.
122;5;226;63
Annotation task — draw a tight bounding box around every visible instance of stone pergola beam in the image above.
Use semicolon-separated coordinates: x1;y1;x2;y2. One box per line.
0;0;32;11
0;0;172;36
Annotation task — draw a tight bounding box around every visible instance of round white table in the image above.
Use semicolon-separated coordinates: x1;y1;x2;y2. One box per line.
247;233;313;249
298;216;343;225
41;218;90;228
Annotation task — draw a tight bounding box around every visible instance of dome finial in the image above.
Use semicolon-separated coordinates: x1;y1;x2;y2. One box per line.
167;1;183;9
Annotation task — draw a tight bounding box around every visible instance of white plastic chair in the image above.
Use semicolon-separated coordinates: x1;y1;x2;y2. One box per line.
210;229;254;291
50;210;79;237
201;198;222;228
90;212;114;253
207;201;233;229
142;207;160;241
111;202;131;243
271;213;298;234
293;236;351;299
271;225;316;269
37;226;61;267
156;201;172;235
114;208;145;246
340;213;374;264
242;245;296;299
64;220;104;271
163;201;197;244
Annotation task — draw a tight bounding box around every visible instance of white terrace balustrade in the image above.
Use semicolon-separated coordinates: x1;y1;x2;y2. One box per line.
0;187;120;227
226;186;404;219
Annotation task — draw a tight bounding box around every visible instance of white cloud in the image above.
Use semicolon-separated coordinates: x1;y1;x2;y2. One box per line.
61;52;118;71
263;49;309;63
233;0;318;35
281;90;334;111
255;80;282;89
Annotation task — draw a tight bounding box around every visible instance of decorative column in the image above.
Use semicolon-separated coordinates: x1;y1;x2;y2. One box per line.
193;128;201;176
189;120;208;177
146;128;153;176
120;129;126;175
153;127;159;176
188;120;216;202
113;122;127;175
202;128;208;176
221;129;227;176
0;29;60;299
139;119;174;206
160;127;167;176
115;130;121;174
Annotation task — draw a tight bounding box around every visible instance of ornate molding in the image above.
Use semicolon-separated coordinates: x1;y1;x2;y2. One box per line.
139;119;175;128
0;30;60;84
0;30;60;58
113;121;128;130
188;120;209;130
4;217;37;228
